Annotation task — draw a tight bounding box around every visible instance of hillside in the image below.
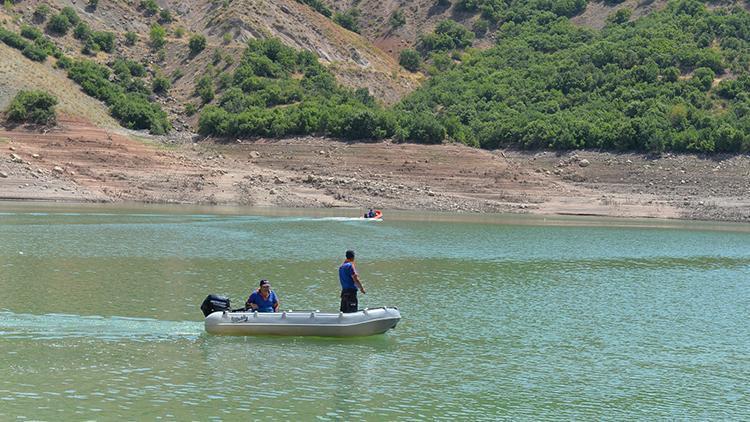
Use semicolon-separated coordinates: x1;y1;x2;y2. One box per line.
0;0;416;119
0;43;116;127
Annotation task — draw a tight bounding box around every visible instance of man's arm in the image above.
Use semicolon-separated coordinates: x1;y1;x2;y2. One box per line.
353;272;365;294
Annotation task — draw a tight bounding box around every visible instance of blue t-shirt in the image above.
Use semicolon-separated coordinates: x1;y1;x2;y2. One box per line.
247;290;278;312
339;261;358;290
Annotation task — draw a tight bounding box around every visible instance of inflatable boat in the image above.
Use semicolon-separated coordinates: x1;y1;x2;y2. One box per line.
201;295;400;337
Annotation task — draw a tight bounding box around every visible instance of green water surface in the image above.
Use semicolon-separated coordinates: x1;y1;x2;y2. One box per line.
1;204;748;420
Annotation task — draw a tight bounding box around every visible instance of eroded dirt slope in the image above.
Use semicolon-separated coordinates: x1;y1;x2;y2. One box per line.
2;120;749;222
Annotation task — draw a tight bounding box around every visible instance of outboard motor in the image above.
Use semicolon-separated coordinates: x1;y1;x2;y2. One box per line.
201;294;231;317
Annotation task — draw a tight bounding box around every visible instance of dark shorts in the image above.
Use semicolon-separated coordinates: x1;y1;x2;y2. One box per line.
340;289;358;313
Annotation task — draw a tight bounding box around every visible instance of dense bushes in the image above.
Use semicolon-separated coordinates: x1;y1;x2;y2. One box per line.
66;59;170;134
202;0;748;151
5;90;58;125
395;1;750;152
0;26;51;62
198;38;395;140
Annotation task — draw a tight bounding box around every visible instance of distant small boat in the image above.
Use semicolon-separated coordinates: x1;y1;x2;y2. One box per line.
204;307;401;337
362;209;383;220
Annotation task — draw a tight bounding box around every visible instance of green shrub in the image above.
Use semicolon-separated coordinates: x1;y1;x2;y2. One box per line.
171;68;184;80
188;34;207;55
92;31;115;53
34;36;60;57
33;4;51;22
149;24;166;49
141;0;158;16
333;9;360;33
390;10;406;29
22;44;47;61
196;75;214;103
60;7;81;26
472;19;489;37
46;14;72;35
110;93;170;134
159;8;173;23
125;31;137;46
20;25;43;40
88;0;99;10
74;22;91;41
174;26;185;38
66;58;170;133
152;73;171;94
399;49;421;72
0;27;29;50
295;0;332;17
418;20;474;52
6;90;58;125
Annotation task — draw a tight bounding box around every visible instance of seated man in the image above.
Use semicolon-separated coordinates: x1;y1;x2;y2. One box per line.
245;279;279;312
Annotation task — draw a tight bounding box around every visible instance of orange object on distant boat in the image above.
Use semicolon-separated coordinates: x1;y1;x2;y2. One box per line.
363;209;383;220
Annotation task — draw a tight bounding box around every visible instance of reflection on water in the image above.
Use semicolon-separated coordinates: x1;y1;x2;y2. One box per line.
1;205;749;419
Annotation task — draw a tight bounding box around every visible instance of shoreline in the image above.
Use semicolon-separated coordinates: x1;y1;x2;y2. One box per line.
2;118;749;223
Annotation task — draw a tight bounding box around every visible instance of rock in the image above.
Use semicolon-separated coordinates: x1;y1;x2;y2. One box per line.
319;150;326;155
32;153;40;159
9;146;15;151
249;151;261;158
10;153;22;163
0;171;8;178
273;176;284;184
53;166;64;173
579;159;590;167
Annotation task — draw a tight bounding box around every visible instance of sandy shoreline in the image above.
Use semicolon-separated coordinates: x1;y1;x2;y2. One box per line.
1;118;749;222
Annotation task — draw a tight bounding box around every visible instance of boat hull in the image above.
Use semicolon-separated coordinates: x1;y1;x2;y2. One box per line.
204;307;401;337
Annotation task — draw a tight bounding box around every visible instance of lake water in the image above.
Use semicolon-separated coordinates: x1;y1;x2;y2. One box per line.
1;203;749;420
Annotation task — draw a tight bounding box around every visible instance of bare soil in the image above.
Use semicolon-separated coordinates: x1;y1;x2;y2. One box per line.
1;118;749;222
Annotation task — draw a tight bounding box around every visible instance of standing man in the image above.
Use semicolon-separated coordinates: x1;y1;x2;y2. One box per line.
339;250;365;313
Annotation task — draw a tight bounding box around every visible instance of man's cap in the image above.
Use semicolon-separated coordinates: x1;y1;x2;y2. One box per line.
259;279;270;287
345;250;355;259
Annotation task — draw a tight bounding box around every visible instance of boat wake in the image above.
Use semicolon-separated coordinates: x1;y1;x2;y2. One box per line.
0;311;203;342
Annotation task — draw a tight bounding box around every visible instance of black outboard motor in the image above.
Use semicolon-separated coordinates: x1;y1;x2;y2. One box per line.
201;294;231;317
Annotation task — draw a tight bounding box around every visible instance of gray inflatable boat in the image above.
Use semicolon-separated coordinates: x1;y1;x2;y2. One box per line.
204;307;401;337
